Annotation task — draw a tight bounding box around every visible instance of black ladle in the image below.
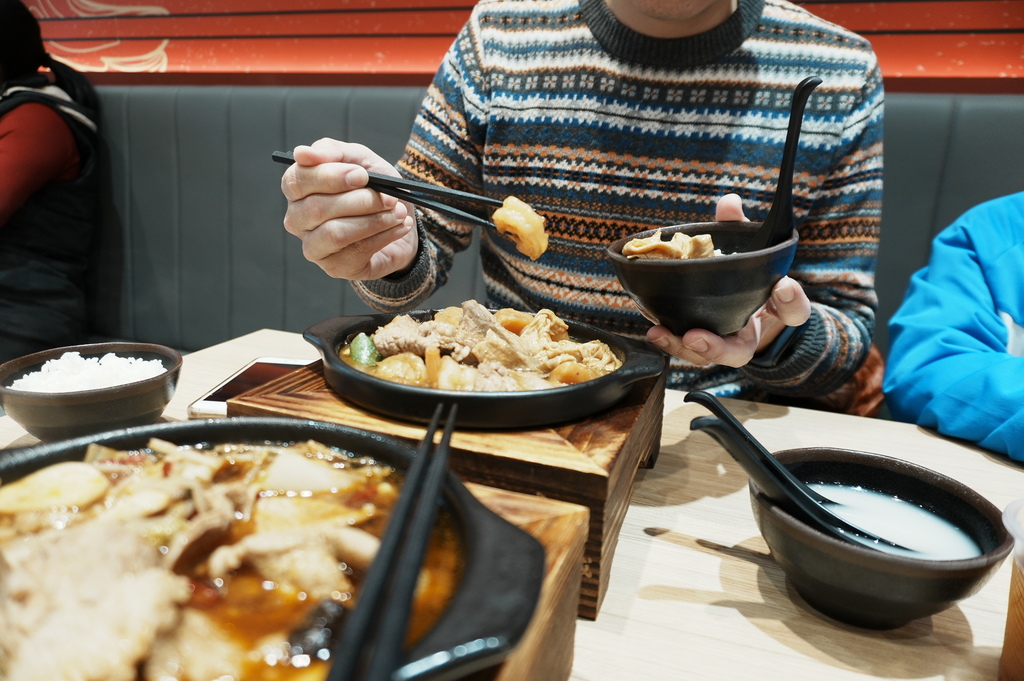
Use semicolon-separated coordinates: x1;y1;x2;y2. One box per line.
744;76;822;252
685;390;915;553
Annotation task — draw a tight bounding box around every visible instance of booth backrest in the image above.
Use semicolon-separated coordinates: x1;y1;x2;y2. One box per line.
88;85;484;353
86;86;1024;356
875;93;1024;355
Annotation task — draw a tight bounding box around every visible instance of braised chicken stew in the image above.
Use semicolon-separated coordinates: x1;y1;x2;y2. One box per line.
621;228;720;260
341;300;623;392
0;439;461;681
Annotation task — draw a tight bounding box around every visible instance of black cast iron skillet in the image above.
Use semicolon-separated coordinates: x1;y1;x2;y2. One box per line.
304;311;668;429
0;416;545;681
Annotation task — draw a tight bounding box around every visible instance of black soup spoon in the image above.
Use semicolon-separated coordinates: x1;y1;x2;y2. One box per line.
685;390;915;554
744;76;822;252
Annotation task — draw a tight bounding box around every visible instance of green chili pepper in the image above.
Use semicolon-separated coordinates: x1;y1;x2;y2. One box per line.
350;332;382;367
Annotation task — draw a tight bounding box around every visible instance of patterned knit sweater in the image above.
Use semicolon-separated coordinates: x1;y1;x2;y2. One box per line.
355;0;884;397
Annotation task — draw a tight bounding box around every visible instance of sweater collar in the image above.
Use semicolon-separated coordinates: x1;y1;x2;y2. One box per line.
580;0;766;68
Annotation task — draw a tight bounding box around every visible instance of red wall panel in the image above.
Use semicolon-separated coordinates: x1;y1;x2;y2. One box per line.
27;0;1024;92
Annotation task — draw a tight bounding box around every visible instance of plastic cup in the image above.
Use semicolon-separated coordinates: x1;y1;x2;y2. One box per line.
1000;498;1024;681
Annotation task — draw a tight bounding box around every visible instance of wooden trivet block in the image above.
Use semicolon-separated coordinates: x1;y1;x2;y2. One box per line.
466;484;589;681
228;361;665;620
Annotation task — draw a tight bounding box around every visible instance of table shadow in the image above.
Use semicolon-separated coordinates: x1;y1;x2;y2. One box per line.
631;427;749;508
636;398;799;509
639;528;1000;679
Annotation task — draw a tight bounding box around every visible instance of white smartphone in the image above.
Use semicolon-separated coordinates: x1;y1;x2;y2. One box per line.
187;356;311;418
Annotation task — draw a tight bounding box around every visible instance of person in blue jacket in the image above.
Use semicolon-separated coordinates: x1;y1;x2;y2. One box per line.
884;192;1024;461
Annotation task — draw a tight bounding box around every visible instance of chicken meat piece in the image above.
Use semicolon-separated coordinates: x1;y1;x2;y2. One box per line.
473;362;555;392
472;329;541;372
162;482;238;572
534;339;622;375
452;301;540;369
517;308;571;351
0;551;12;677
622;229;717;260
373;314;459;358
471;362;523;392
448;300;513;362
0;519;191;681
143;609;246;681
453;300;500;344
206;521;380;600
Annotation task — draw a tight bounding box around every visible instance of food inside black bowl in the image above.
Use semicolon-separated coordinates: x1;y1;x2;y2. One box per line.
607;222;798;336
750;447;1012;630
0;417;544;680
304;300;667;428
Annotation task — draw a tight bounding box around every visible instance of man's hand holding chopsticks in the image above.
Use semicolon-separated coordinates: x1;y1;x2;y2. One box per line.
281;139;419;280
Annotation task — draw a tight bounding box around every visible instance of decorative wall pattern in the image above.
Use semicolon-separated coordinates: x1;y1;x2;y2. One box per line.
28;0;1024;92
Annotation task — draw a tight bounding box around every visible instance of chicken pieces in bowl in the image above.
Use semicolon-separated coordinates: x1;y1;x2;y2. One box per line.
0;417;544;681
304;300;668;428
342;301;622;392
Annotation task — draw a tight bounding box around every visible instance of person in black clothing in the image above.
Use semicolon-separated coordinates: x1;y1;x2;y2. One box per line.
0;0;101;364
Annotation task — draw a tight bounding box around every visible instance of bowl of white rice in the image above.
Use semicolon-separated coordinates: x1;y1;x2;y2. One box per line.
0;342;182;442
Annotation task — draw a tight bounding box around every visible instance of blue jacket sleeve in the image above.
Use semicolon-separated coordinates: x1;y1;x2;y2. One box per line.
883;197;1024;461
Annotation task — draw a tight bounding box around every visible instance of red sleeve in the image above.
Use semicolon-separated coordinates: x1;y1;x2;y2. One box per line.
0;102;81;227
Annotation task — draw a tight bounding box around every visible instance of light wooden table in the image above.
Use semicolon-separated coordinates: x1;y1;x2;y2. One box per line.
575;392;1023;681
2;329;1021;680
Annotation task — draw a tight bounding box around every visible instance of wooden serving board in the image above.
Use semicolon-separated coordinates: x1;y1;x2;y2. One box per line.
465;484;588;681
228;361;666;620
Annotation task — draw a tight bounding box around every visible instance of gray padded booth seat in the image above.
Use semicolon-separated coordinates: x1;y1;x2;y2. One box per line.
87;86;1024;357
88;85;483;353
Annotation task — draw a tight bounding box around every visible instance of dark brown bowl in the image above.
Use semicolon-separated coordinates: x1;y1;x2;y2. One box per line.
608;222;798;336
0;416;544;680
750;447;1012;629
304;310;667;429
0;342;182;442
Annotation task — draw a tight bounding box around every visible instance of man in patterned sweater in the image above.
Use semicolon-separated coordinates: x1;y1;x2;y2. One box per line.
281;0;883;405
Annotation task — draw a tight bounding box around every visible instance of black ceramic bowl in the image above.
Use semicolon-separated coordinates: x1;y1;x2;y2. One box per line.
607;222;798;336
0;416;544;680
750;447;1012;630
0;342;182;442
304;311;667;428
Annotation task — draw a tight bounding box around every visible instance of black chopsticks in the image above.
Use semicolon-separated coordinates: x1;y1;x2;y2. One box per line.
327;402;459;681
272;150;501;229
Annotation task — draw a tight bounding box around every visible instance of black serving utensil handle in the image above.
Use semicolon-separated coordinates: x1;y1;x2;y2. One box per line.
744;76;822;253
685;390;914;553
684;392;832;512
688;411;830;509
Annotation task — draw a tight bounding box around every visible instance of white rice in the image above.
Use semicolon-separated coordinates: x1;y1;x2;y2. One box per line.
8;351;166;393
